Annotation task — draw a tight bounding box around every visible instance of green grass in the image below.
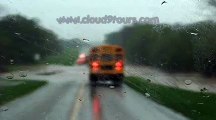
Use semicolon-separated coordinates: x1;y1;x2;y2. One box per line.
125;76;216;120
1;48;79;73
42;48;78;66
4;65;22;72
5;64;40;72
0;80;47;105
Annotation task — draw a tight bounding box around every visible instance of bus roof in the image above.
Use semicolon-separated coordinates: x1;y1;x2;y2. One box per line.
92;45;123;49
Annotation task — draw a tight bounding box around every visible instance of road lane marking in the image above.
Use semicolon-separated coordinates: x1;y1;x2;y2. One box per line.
93;96;102;120
70;83;85;120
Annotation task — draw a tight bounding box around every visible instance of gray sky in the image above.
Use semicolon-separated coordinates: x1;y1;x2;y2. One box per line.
0;0;215;43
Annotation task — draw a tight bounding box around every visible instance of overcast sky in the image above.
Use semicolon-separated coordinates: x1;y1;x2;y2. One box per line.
0;0;215;43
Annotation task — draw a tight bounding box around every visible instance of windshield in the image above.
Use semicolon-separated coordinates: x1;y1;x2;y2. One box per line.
0;1;216;120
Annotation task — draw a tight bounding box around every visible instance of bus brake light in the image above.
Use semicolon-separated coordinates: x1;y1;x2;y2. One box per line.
92;61;100;68
115;61;123;71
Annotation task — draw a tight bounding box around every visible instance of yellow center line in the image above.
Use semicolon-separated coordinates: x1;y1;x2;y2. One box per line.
70;83;85;120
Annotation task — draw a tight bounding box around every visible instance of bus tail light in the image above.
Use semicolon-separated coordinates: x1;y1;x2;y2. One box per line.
115;61;124;71
92;61;100;71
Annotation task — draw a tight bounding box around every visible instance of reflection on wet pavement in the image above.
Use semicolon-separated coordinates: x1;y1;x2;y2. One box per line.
0;65;188;120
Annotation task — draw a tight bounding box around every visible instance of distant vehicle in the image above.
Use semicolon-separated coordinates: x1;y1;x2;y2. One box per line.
76;53;88;65
89;45;125;86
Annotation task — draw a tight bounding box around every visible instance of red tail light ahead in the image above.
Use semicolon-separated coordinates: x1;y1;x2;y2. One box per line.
91;61;100;71
115;61;124;71
92;61;100;67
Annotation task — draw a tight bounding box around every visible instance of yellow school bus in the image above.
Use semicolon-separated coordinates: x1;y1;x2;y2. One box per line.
89;45;125;86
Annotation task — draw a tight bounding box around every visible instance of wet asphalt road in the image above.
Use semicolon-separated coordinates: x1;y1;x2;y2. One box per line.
0;65;188;120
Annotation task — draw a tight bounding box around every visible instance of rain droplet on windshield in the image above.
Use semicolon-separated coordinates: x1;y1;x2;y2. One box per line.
184;79;192;85
14;32;21;35
191;110;197;113
83;38;90;42
10;59;14;64
147;79;151;83
145;93;150;97
19;71;27;77
200;87;208;93
0;106;8;111
6;73;14;79
1;56;5;59
190;32;198;35
203;95;210;98
197;103;204;105
109;86;115;89
34;53;41;61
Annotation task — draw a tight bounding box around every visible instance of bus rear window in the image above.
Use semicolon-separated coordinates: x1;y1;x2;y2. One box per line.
101;54;113;61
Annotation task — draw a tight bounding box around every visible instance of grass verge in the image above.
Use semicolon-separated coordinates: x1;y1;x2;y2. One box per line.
0;80;47;105
41;48;78;66
124;76;216;120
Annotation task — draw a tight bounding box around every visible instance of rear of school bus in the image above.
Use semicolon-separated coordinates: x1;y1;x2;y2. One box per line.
89;45;125;86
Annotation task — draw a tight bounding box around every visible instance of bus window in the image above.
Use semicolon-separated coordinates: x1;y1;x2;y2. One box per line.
101;54;113;62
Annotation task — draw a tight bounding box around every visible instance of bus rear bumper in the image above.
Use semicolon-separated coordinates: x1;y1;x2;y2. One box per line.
89;74;124;86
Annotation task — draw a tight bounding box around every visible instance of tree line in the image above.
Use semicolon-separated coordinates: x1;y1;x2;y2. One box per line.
105;21;216;76
0;14;88;72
